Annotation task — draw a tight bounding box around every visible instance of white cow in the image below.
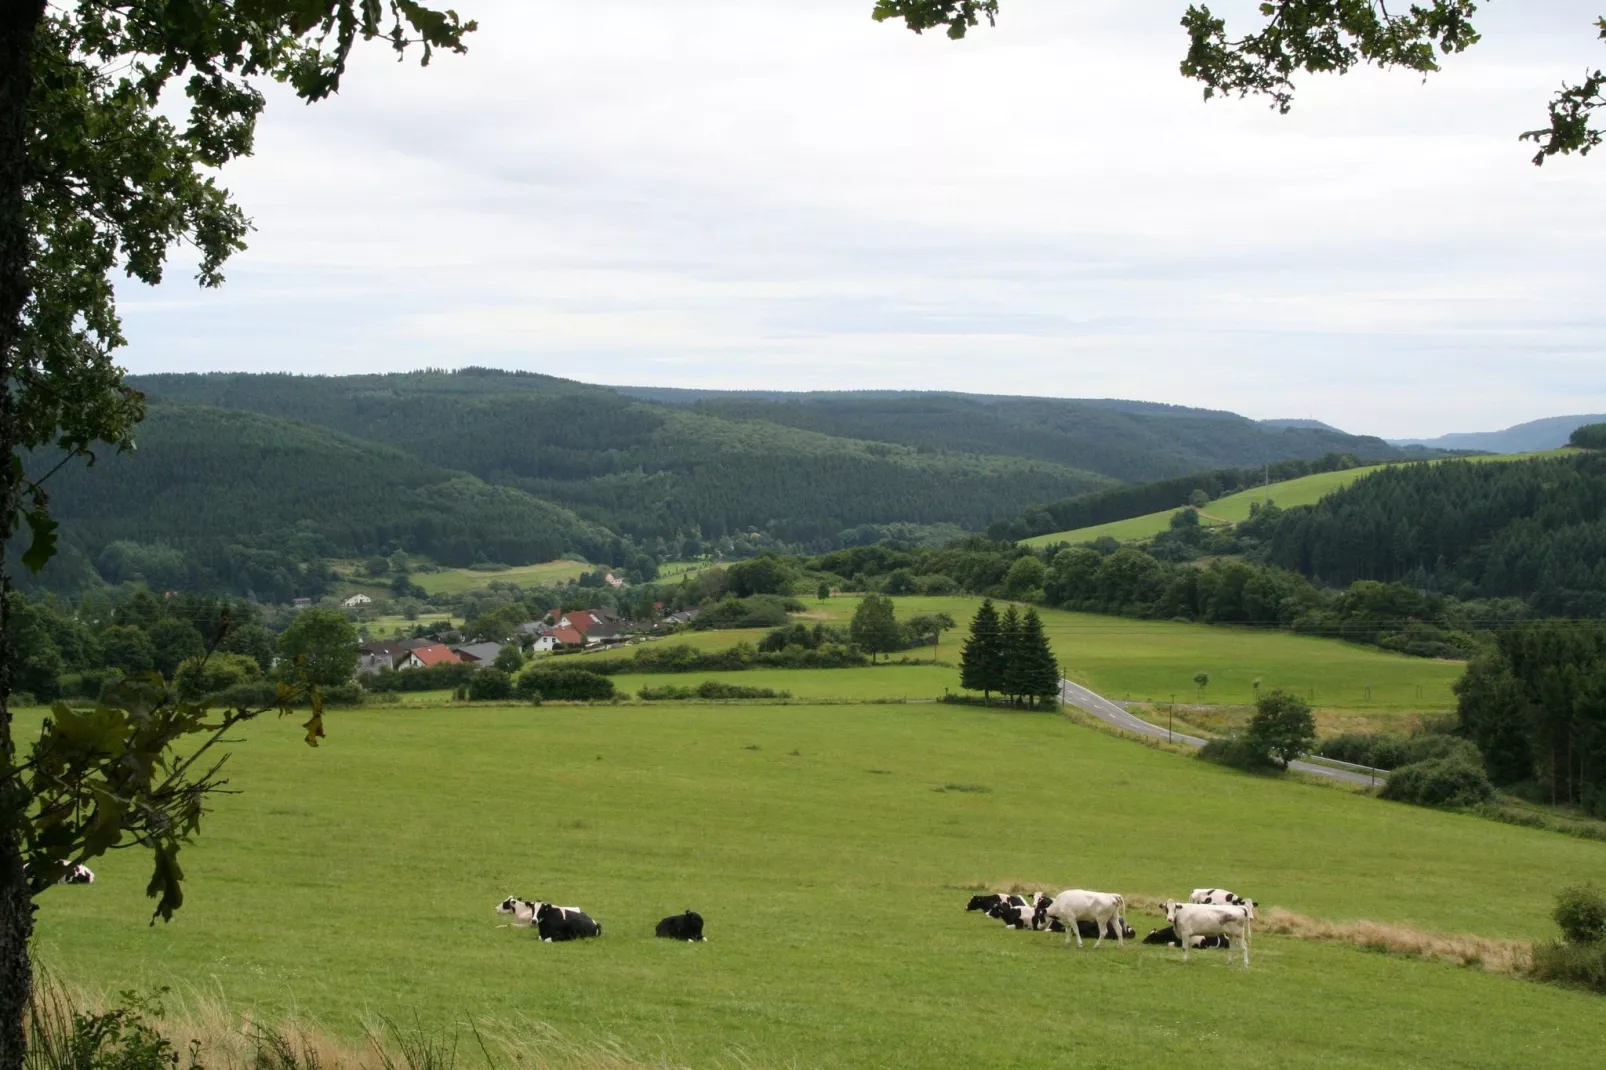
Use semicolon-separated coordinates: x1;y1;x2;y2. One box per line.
1189;888;1256;915
1043;890;1127;949
1164;900;1252;967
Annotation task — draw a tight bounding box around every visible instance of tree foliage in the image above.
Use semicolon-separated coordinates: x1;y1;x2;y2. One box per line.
1573;422;1606;450
1245;688;1317;768
849;594;902;662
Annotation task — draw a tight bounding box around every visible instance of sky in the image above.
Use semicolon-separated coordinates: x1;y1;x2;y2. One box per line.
117;0;1606;439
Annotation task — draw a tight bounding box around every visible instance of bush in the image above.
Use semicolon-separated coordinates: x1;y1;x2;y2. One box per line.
1530;940;1606;993
638;680;790;700
1197;737;1281;773
1380;754;1496;807
515;666;616;701
691;595;804;630
1554;885;1606;945
1318;731;1481;771
362;662;476;693
467;667;514;701
27;986;197;1070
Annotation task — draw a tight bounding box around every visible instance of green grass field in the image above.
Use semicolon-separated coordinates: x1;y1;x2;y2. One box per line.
27;702;1606;1068
619;664;956;702
414;560;591;595
815;596;1462;713
1022;451;1572;548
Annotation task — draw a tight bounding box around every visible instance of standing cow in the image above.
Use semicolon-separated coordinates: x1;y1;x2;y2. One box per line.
1163;900;1252;967
1042;890;1127;949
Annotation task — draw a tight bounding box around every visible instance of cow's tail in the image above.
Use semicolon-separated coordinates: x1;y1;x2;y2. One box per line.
1114;894;1127;929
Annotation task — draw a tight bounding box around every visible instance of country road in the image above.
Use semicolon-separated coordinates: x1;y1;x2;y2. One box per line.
1059;679;1382;788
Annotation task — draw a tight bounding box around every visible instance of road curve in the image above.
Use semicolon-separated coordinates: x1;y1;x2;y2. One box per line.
1059;679;1380;788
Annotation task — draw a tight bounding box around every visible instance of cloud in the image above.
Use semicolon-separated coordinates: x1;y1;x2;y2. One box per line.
116;0;1606;437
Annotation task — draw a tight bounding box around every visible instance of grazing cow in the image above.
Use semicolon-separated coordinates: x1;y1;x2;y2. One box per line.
1142;925;1230;949
1190;889;1257;916
656;910;706;942
1043;890;1127;949
1163;900;1252;967
535;902;602;942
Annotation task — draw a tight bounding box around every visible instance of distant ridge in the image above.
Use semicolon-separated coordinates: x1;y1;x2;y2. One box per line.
1390;414;1606;454
1260;418;1345;433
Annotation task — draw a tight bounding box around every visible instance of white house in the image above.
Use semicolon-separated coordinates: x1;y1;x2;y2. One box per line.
342;594;373;608
528;635;559;653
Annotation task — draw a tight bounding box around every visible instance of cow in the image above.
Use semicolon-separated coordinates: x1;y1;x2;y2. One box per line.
966;893;1007;913
496;896;582;929
1163;900;1252;967
1190;888;1256;916
1042;890;1127;949
1142;925;1230;949
60;864;94;885
656;910;706;942
986;895;1039;930
535;902;602;942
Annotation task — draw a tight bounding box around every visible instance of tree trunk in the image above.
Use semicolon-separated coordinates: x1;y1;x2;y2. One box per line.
0;5;46;1067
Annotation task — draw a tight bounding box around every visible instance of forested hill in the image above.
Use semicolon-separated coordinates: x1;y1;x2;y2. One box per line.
23;405;619;601
624;389;1405;483
1256;452;1606;616
127;373;1113;543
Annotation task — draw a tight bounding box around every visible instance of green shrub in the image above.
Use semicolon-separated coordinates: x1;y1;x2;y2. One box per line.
515;666;616;701
638;680;790;701
1197;737;1281;773
1245;689;1316;767
1530;940;1606;993
1318;731;1480;771
362;662;476;693
1380;754;1496;807
26;985;199;1070
1554;885;1606;945
467;668;513;701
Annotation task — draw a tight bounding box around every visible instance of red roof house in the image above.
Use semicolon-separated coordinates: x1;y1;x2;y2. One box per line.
398;643;461;670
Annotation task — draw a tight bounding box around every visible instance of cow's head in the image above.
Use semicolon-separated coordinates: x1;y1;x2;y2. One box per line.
1240;898;1258;920
496;896;524;916
966;894;997;912
1161;899;1181;922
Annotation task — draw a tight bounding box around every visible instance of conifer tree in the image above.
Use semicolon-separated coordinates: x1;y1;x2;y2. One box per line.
1018;608;1061;708
960;598;1004;704
999;604;1024;706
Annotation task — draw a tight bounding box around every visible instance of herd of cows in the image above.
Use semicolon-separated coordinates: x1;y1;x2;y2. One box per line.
493;887;1256;967
967;887;1257;966
496;896;705;943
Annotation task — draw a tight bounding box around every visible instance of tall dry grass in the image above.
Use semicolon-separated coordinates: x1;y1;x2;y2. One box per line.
970;884;1533;977
24;974;698;1070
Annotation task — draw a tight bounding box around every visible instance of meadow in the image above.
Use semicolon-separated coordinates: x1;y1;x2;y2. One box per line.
26;701;1606;1068
815;596;1463;714
414;560;592;595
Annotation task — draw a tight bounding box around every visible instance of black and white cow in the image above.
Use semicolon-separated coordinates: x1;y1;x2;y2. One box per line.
984;895;1038;929
535;902;602;942
1142;925;1230;949
1190;888;1256;916
655;910;706;942
60;864;94;885
966;893;1009;913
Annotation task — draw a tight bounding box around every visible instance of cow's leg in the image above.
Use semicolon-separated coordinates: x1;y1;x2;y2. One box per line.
1242;928;1251;968
1070;917;1083;948
1092;916;1104;949
1181;933;1191;963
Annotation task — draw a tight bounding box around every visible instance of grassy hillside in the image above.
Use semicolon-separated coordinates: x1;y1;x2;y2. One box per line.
1023;465;1396;546
28;702;1606;1068
1022;452;1563;548
413;560;593;595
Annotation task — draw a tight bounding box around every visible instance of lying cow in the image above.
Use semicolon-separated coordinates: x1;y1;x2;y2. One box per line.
1142;925;1230;949
1043;890;1127;949
535;903;602;942
1190;888;1257;916
967;893;1007;913
497;896;584;929
1163;900;1252;967
60;864;94;885
656;910;706;942
986;895;1041;930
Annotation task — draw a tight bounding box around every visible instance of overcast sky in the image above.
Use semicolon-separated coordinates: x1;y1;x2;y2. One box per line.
119;0;1606;438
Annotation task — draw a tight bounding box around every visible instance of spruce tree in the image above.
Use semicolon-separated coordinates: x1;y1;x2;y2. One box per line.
1019;608;1061;708
960;598;1004;704
999;605;1024;706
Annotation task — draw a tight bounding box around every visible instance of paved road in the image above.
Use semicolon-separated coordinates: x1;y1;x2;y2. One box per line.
1059;679;1380;788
